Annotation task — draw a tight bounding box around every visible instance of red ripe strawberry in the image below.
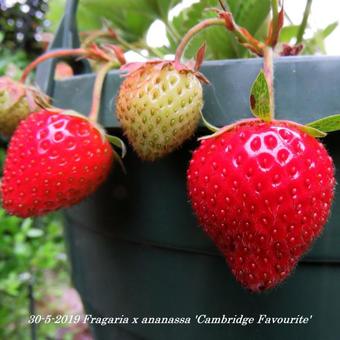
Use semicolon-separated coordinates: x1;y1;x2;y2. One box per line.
187;119;335;292
1;109;113;218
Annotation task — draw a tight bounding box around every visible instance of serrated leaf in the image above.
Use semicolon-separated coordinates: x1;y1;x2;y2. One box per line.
171;0;270;60
249;70;271;121
47;0;180;42
307;114;340;133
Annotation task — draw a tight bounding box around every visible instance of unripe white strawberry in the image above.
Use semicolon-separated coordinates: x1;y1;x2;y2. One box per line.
0;77;48;136
116;61;204;161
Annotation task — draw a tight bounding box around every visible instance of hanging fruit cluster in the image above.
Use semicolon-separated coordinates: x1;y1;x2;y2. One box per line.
1;0;340;292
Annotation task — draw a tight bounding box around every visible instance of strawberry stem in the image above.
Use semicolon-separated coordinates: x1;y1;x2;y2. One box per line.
88;61;116;122
20;48;88;83
82;29;117;47
175;18;225;64
263;46;275;119
20;45;125;84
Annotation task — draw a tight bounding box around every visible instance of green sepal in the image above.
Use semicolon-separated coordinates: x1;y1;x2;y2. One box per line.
106;134;127;174
249;69;271;121
200;111;219;132
112;148;127;175
106;135;127;158
298;125;327;138
306;114;340;133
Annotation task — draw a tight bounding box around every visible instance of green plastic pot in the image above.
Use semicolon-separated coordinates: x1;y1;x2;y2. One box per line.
37;1;340;339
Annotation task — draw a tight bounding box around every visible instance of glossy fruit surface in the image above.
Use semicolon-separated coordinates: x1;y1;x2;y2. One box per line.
187;120;335;291
2;110;113;217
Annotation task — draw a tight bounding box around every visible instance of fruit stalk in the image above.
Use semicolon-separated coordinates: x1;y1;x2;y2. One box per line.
263;46;275;119
88;61;116;122
19;45;124;84
82;29;117;47
174;18;225;63
20;48;89;83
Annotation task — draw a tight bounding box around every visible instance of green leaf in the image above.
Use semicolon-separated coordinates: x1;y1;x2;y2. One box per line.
154;0;182;21
249;70;271;121
302;22;338;55
171;0;270;60
307;114;340;133
279;25;299;43
322;22;338;38
47;0;180;42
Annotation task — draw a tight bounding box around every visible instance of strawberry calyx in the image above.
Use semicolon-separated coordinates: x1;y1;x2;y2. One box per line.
0;77;49;112
278;43;304;56
0;76;49;110
120;58;209;84
0;77;25;108
199;118;328;141
199;118;259;140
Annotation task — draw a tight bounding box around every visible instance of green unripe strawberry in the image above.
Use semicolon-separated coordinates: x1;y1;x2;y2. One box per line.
0;77;47;136
116;61;204;161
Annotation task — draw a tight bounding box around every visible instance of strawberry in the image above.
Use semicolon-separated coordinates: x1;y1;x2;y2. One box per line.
187;119;335;292
116;61;205;161
1;109;114;218
0;77;47;136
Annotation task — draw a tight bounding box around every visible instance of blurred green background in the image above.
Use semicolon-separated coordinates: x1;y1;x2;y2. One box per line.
0;0;338;338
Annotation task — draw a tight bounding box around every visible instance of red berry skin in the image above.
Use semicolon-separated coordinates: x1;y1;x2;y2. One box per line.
1;110;114;218
187;120;335;292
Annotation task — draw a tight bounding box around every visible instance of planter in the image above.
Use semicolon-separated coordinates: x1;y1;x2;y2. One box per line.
37;2;340;339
